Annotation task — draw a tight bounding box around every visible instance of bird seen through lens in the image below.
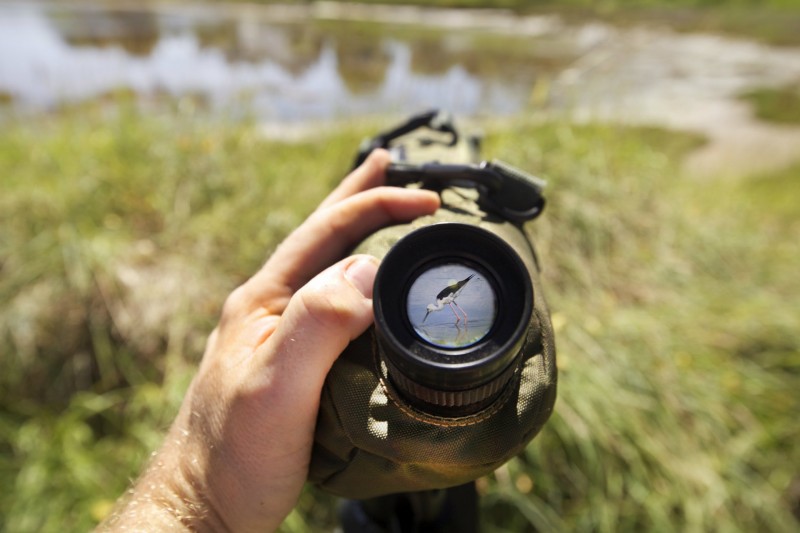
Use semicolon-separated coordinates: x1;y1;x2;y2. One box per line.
406;263;497;349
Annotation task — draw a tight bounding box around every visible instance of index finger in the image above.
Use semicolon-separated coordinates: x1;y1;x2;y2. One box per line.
316;149;391;211
240;186;440;314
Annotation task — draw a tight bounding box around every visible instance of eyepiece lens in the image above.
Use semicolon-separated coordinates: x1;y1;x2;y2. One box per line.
373;223;533;416
406;263;497;349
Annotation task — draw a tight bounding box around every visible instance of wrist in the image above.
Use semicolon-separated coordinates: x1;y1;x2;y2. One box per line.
100;429;229;532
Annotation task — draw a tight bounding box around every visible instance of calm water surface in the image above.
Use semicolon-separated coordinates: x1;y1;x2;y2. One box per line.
2;1;799;137
0;2;576;120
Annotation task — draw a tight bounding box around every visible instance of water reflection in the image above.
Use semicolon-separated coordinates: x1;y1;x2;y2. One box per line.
8;0;799;141
0;3;563;119
49;6;159;57
334;32;391;94
198;20;326;74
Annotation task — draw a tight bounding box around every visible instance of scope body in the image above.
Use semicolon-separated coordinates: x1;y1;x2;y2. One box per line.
309;111;556;499
309;192;556;498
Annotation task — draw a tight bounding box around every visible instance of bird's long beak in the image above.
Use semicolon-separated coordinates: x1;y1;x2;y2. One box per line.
423;309;430;323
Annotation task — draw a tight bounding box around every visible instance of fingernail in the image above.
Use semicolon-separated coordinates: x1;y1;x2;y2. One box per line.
345;257;378;299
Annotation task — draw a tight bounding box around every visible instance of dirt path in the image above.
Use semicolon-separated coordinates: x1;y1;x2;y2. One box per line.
550;24;800;178
681;98;800;178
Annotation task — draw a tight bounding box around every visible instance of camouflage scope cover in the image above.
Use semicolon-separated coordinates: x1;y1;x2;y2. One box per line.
308;112;557;498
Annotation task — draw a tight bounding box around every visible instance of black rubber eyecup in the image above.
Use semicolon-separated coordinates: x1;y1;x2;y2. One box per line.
373;223;533;416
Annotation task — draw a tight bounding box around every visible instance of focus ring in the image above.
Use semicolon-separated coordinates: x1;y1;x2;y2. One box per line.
383;353;521;408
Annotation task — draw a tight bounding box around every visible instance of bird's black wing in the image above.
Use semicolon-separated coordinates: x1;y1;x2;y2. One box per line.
436;274;474;300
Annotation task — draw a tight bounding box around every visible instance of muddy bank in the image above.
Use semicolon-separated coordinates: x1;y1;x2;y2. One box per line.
549;23;800;177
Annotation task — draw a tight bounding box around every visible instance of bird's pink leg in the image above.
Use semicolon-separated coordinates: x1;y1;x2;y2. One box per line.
448;302;462;324
454;302;468;325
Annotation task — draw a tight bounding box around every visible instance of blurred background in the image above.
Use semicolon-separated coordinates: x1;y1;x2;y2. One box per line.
1;0;799;531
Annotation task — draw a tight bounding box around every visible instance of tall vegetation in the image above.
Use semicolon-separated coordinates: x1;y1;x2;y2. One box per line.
1;98;797;531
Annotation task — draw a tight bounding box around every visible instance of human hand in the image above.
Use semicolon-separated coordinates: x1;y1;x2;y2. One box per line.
100;149;440;532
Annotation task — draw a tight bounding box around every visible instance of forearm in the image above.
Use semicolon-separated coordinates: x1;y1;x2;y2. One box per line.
98;423;229;532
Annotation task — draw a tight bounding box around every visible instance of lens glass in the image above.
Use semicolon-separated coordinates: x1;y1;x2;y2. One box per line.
406;263;497;349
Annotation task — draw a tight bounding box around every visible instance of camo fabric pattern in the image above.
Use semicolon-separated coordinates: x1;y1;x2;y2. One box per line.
308;194;557;499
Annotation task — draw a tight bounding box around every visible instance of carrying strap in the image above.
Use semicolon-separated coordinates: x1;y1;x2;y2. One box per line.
387;159;546;223
352;110;459;168
353;109;547;224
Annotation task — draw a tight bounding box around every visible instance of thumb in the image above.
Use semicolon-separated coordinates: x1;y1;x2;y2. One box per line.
257;255;379;401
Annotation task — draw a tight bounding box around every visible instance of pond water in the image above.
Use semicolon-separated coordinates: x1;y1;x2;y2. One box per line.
0;2;580;120
2;2;800;175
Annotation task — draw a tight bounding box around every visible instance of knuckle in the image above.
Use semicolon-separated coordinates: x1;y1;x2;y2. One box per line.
296;283;357;331
300;291;349;327
221;285;251;321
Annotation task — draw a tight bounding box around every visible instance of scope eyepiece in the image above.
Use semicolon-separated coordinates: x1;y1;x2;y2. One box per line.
373;223;533;417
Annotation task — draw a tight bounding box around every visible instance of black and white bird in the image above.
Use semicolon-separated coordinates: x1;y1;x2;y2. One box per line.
422;274;475;325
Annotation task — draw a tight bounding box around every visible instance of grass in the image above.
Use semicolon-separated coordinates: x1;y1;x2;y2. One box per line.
479;122;800;531
740;84;800;125
1;98;798;532
0;99;364;531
